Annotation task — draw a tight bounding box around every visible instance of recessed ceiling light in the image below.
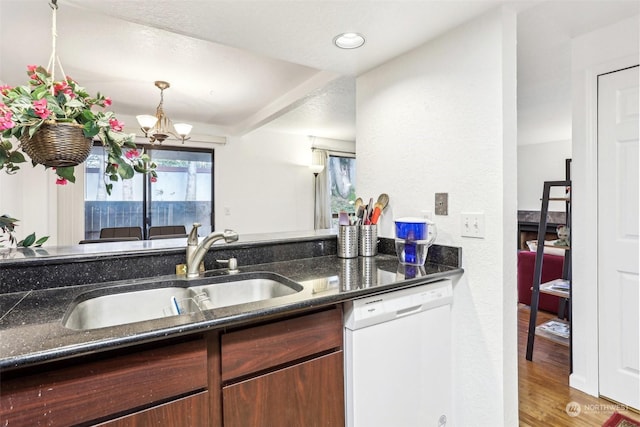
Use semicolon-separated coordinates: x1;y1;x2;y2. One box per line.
333;32;366;49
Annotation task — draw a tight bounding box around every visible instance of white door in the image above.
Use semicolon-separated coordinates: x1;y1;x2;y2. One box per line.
598;65;639;410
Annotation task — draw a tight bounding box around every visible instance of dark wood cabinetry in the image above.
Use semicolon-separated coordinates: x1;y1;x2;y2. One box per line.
96;392;209;427
223;352;344;427
221;306;344;427
0;306;345;427
0;339;208;426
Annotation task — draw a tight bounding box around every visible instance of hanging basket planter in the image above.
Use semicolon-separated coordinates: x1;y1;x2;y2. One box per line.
19;122;92;168
0;1;157;195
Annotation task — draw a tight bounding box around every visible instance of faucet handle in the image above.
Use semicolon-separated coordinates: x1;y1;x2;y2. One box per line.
187;223;201;246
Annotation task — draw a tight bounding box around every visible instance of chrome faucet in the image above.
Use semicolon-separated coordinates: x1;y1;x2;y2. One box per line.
186;223;239;278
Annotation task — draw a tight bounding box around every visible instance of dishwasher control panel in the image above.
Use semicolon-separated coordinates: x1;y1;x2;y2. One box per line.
343;279;453;330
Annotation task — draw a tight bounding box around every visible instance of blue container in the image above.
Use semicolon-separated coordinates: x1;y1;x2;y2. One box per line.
394;217;428;240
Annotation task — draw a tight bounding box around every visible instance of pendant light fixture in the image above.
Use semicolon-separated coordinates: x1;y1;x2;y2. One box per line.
136;81;192;144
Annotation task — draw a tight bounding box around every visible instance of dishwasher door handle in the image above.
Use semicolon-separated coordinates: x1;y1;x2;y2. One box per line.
395;304;423;317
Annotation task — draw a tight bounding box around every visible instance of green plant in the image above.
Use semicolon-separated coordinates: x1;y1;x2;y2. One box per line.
0;65;157;195
0;215;49;248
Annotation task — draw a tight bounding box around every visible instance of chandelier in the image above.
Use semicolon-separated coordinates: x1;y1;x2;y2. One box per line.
136;81;192;144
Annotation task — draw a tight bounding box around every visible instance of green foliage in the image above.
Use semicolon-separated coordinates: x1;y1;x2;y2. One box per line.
0;65;157;192
0;215;49;248
0;140;27;173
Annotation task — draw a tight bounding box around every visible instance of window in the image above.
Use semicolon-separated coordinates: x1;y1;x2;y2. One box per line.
328;155;356;227
84;144;214;240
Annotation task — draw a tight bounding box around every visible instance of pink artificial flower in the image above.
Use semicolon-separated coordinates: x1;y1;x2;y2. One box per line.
0;103;14;128
104;97;112;107
32;99;51;120
125;149;139;160
0;85;11;95
150;176;158;183
54;81;73;97
109;118;124;132
0;117;14;130
0;109;14;131
55;177;68;186
27;65;37;72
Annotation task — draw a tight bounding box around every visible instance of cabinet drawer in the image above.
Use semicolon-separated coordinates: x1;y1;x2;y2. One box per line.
0;339;207;426
95;391;209;427
223;351;345;427
221;306;342;382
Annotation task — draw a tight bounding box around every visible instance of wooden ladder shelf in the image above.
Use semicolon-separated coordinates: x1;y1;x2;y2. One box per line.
525;178;572;364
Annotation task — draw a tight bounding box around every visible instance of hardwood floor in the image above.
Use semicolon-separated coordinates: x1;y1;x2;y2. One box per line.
518;304;639;426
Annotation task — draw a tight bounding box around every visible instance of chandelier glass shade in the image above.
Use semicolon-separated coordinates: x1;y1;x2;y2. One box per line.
136;81;192;144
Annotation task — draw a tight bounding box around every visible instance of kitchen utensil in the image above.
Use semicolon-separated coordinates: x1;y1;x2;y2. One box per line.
369;193;389;225
354;197;364;213
339;211;350;226
356;206;365;225
364;198;374;225
370;207;382;225
376;193;389;211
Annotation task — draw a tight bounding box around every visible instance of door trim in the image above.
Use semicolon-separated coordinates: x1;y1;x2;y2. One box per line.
569;55;639;397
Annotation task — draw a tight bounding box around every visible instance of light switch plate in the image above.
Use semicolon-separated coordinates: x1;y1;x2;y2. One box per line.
461;212;485;238
435;193;448;215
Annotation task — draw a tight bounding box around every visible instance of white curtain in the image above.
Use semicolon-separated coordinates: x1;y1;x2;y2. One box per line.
312;149;331;229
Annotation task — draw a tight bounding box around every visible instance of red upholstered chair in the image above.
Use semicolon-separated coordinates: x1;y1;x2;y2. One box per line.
517;251;565;314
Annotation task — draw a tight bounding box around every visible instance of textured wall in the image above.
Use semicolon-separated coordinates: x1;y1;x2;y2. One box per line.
518;140;572;211
356;7;518;426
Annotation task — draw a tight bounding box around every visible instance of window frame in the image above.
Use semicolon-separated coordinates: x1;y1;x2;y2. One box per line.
84;141;215;240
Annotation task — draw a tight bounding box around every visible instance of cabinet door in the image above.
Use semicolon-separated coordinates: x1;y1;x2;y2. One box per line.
0;339;207;426
223;351;344;427
95;392;208;427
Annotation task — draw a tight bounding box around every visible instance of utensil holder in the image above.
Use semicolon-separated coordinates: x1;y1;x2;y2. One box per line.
359;224;378;257
338;225;359;258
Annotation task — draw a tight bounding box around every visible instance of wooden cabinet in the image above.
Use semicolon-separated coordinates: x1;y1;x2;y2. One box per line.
0;338;208;426
96;392;209;427
223;352;344;427
221;306;344;427
0;305;345;427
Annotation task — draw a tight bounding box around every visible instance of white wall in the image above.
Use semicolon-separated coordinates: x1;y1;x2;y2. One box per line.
517;139;572;211
214;129;355;235
214;128;313;234
0;163;58;245
357;7;518;426
570;15;639;396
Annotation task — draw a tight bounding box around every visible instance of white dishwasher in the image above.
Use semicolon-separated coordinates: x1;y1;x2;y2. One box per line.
344;279;453;427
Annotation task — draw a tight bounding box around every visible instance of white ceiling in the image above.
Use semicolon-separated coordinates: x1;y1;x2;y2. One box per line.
1;0;638;145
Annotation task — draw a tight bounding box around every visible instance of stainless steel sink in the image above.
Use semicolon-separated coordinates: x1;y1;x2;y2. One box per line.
62;273;302;330
189;277;301;309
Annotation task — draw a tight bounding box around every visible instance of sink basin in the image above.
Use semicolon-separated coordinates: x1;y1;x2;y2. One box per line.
63;272;303;330
189;277;301;309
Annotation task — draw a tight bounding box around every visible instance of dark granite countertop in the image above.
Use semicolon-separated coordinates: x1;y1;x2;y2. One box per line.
0;234;463;372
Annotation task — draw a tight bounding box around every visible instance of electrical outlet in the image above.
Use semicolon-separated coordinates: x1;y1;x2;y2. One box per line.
224;207;231;216
435;193;448;215
461;212;485;238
